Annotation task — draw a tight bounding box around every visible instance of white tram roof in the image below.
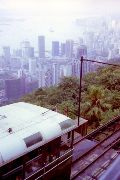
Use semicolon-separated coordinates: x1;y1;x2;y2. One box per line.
0;102;76;166
0;102;76;139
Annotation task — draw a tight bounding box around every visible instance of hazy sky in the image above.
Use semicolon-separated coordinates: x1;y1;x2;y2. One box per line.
0;0;120;52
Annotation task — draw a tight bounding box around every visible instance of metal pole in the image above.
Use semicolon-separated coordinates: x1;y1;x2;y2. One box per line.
78;56;83;126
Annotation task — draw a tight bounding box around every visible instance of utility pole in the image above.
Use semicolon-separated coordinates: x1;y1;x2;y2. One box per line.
78;56;83;126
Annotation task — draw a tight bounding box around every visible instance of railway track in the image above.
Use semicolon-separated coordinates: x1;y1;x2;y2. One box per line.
71;116;120;179
73;116;120;145
71;138;120;180
73;116;120;161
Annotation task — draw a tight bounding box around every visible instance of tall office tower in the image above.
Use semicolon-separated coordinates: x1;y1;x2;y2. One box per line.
53;63;60;85
79;37;84;45
21;41;30;58
18;69;25;78
84;32;94;50
38;36;45;58
13;49;22;57
5;78;25;101
44;68;53;87
29;58;37;75
65;40;73;58
59;64;72;77
3;46;11;66
76;45;90;74
0;56;5;69
29;47;34;58
52;41;59;57
61;43;66;56
76;45;87;59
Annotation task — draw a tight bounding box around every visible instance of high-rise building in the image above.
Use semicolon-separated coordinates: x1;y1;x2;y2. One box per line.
21;41;30;58
53;63;60;85
3;46;11;58
13;49;22;57
61;43;66;56
3;46;11;66
84;32;94;50
5;78;25;101
76;45;89;74
76;45;87;59
59;64;72;77
44;69;53;87
38;36;45;58
21;42;34;58
25;78;38;94
11;57;21;70
29;58;37;75
29;47;34;58
65;40;73;58
52;41;59;57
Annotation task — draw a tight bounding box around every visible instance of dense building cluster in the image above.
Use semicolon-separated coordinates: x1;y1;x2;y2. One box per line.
0;17;120;105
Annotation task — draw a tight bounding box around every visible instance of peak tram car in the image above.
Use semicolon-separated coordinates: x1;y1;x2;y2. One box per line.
0;102;76;180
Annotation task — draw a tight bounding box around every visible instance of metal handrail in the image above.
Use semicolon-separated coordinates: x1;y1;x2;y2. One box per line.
26;154;42;166
25;148;73;180
35;155;73;180
2;165;23;178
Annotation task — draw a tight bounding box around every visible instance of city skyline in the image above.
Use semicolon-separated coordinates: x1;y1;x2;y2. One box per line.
0;0;120;52
0;15;120;105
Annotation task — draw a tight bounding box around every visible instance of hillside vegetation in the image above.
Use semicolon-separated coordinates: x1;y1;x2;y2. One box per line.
21;65;120;129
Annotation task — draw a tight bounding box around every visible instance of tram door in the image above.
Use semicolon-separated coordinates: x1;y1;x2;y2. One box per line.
47;137;61;162
41;137;61;165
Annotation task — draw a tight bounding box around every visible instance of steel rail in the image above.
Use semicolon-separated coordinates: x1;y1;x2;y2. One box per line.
73;116;120;145
73;124;120;164
71;138;120;179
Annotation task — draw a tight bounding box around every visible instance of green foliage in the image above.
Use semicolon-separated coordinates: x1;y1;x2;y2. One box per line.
81;85;112;127
57;100;76;119
58;77;79;103
101;108;120;124
21;63;120;128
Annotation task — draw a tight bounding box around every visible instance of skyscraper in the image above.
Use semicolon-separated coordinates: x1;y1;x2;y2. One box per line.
76;45;87;59
5;78;25;101
20;41;34;58
61;43;66;56
38;36;45;58
52;41;59;57
29;58;36;75
3;46;11;58
29;47;34;58
65;40;73;58
21;41;30;58
13;49;22;57
3;46;11;66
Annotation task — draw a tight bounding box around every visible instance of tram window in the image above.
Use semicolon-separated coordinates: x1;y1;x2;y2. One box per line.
59;119;74;130
24;132;43;148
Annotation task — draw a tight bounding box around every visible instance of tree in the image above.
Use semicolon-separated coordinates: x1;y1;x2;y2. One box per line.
58;100;76;119
58;76;79;104
101;108;120;124
95;66;120;91
21;64;120;129
81;85;111;127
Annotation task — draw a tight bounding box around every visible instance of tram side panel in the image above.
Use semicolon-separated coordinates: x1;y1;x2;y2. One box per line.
43;150;73;180
0;131;74;180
